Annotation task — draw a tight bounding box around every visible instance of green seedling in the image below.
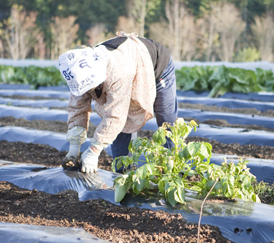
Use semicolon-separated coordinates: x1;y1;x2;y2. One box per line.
112;118;260;206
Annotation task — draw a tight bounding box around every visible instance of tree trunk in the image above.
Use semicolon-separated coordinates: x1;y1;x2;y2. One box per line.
139;0;146;37
165;0;183;61
206;14;214;62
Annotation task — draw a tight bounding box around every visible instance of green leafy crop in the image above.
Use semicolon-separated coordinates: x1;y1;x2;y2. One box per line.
112;118;260;206
0;65;66;89
175;65;274;97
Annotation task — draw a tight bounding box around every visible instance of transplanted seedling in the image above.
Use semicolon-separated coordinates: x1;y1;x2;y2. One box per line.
112;118;260;206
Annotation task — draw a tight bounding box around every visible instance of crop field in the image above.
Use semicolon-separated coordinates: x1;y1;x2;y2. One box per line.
0;62;274;243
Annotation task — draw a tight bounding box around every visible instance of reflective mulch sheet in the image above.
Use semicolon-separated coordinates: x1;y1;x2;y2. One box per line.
1;163;274;243
0;163;114;243
1;117;274;148
0;222;110;243
177;96;274;111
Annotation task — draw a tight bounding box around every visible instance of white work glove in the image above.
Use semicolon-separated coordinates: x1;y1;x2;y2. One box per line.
62;143;81;168
80;147;100;173
80;138;108;173
62;126;87;168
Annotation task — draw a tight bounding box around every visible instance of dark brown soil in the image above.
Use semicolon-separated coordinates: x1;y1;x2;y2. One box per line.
0;181;231;243
1;99;274;242
1;116;274;162
179;102;274;118
0;118;235;243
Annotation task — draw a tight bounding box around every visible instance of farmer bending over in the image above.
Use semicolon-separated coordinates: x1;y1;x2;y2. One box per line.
59;31;178;173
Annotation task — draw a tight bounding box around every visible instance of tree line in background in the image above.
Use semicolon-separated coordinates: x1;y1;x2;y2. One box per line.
0;0;274;62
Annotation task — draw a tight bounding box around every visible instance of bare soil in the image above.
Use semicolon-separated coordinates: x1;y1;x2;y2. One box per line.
178;103;274;118
1;100;274;242
1;115;274;163
0;181;230;243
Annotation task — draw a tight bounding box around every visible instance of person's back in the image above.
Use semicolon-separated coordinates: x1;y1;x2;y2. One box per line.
59;31;178;173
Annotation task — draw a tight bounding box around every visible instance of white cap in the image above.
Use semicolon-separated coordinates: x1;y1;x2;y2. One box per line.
59;45;109;96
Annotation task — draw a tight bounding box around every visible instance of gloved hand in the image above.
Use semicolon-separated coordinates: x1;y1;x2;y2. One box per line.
80;147;100;173
62;126;87;169
62;143;81;168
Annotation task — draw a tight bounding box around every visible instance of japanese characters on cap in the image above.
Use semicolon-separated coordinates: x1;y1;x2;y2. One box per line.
59;45;109;96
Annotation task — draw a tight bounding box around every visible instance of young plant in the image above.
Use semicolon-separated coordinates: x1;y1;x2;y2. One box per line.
189;158;260;202
111;118;260;206
254;181;274;205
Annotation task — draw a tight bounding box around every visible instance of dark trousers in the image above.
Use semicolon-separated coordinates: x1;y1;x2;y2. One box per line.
111;56;178;172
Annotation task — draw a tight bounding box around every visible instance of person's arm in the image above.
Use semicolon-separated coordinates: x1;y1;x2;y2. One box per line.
67;92;92;130
62;92;92;169
80;73;135;173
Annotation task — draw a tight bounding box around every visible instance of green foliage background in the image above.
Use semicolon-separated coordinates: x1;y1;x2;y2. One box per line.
1;64;274;95
176;65;274;96
1;0;274;59
0;65;66;89
1;0;274;93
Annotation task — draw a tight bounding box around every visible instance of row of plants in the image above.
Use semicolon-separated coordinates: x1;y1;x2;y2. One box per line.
1;64;274;96
0;65;66;89
176;65;274;97
112;119;263;207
